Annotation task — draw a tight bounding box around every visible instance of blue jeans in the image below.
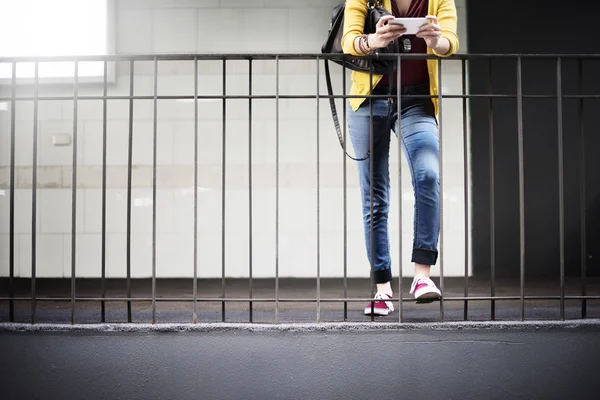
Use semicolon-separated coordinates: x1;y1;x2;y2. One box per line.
347;83;440;284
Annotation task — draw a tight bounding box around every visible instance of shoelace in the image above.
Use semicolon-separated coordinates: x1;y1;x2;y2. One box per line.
373;292;394;310
410;277;433;294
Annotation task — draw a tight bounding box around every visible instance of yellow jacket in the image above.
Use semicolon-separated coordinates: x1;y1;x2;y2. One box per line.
342;0;459;116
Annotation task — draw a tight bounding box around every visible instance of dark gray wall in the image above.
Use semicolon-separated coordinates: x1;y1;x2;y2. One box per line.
467;0;600;278
1;327;600;400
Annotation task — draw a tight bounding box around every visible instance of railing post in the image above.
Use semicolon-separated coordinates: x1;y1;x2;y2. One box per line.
193;56;199;324
396;54;404;323
101;60;108;323
369;67;375;321
221;58;227;323
70;60;79;325
9;61;16;322
462;58;469;321
438;57;445;322
126;59;135;323
151;56;158;325
488;59;496;321
516;56;526;321
275;55;280;323
316;56;321;324
578;58;587;319
248;58;254;323
342;60;348;322
31;61;39;325
556;57;565;321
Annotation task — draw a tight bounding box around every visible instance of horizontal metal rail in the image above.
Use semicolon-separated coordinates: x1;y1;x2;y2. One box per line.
2;296;600;302
2;94;600;101
1;52;600;62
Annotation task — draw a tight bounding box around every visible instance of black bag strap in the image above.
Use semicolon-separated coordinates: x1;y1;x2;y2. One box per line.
323;0;394;161
324;58;369;161
325;59;394;162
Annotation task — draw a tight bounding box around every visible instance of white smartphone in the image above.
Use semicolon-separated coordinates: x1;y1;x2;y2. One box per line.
388;17;430;35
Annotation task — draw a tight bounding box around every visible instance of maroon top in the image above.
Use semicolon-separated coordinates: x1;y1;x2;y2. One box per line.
377;0;429;89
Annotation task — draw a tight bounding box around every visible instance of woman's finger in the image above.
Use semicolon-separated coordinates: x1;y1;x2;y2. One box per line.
416;31;440;38
377;15;395;29
418;23;441;32
384;26;406;34
379;24;405;35
379;32;403;41
417;29;441;35
379;33;402;39
425;15;439;24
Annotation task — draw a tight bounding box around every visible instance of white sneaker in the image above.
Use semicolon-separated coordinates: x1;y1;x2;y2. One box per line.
364;292;394;316
410;277;441;303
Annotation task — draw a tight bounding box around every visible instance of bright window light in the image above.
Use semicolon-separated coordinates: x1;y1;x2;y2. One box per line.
0;0;114;82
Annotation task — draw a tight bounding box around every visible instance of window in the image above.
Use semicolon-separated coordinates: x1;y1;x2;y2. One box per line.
0;0;115;84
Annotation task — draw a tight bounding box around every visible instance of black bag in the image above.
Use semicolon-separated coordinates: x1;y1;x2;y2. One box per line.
321;0;399;161
321;0;399;74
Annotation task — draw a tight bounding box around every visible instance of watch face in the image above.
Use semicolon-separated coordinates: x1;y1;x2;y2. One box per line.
402;38;412;52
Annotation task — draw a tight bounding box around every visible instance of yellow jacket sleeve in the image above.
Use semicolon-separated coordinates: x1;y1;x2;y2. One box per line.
341;0;368;56
434;0;460;56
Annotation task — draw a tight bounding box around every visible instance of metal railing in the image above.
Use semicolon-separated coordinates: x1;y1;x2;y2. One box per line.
0;52;598;325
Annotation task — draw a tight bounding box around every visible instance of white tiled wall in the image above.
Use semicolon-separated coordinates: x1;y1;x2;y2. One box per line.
0;0;470;279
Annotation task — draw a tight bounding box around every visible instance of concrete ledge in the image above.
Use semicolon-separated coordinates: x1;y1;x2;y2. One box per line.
2;319;600;333
2;320;600;400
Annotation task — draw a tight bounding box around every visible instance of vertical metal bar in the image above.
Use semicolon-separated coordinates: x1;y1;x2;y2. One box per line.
578;58;587;319
9;62;16;322
397;55;403;323
275;56;280;323
70;61;79;325
438;58;444;321
342;63;348;322
31;61;39;324
101;60;108;323
151;57;158;325
221;59;227;322
193;57;199;324
556;57;565;321
488;59;496;321
462;58;469;321
126;60;134;322
248;58;253;323
369;68;375;321
516;56;526;321
316;57;321;323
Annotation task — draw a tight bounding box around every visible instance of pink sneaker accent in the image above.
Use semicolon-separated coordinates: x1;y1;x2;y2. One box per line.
410;277;441;302
364;293;394;316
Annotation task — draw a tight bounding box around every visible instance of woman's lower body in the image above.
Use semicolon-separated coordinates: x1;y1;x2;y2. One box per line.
347;82;442;316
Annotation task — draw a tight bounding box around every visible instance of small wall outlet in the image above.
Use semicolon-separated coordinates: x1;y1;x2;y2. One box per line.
52;134;72;146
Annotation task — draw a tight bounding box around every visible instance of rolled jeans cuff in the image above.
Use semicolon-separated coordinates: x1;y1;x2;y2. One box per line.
412;248;438;266
373;268;392;284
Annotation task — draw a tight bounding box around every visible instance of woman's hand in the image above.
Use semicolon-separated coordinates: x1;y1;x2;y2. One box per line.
417;15;450;54
416;16;442;48
368;15;406;49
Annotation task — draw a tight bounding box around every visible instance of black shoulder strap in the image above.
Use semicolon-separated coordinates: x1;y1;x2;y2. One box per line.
324;59;370;161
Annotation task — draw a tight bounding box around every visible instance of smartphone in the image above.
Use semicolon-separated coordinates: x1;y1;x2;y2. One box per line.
388;17;429;35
